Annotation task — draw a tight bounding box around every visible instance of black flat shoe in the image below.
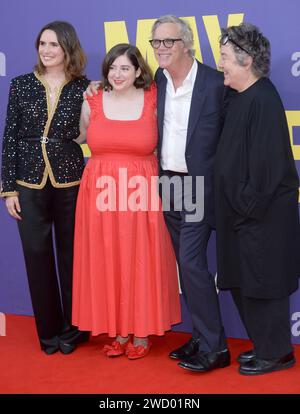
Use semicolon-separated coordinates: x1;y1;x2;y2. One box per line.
178;349;231;372
169;338;200;360
239;352;296;375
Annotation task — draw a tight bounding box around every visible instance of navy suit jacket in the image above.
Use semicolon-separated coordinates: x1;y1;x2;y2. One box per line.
155;60;227;225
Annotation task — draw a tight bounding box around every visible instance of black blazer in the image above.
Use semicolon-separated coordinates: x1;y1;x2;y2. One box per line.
1;73;90;196
155;60;227;225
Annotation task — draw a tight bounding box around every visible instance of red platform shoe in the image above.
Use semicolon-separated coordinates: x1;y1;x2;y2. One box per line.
126;341;152;360
103;340;131;357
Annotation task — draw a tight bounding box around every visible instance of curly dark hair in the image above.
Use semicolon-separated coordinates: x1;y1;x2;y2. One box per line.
220;23;271;78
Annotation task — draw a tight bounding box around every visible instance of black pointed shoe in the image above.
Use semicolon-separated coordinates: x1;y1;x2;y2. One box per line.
178;349;231;372
169;338;200;360
239;352;296;375
237;349;256;364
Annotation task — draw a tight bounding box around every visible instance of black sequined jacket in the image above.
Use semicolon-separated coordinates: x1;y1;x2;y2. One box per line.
1;72;90;196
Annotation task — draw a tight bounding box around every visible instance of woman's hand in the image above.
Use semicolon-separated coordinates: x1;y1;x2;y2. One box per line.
5;196;21;220
83;81;101;99
73;133;86;144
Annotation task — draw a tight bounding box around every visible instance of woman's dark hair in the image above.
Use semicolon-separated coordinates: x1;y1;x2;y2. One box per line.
35;21;86;80
101;43;153;91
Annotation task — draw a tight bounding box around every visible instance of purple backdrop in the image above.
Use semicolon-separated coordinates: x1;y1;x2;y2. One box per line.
1;0;300;343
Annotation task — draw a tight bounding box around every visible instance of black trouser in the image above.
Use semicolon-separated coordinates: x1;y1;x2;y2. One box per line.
231;288;293;359
17;179;79;348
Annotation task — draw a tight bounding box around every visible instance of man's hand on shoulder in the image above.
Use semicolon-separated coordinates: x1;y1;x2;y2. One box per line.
83;81;101;99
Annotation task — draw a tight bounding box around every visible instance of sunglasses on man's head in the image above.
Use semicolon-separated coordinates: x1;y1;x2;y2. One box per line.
221;35;251;55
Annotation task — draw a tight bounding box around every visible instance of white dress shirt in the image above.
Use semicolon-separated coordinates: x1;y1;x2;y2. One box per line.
160;59;198;172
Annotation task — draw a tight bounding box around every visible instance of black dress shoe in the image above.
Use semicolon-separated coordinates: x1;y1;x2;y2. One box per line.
169;338;200;360
59;341;77;355
178;349;231;372
239;352;296;376
237;349;256;364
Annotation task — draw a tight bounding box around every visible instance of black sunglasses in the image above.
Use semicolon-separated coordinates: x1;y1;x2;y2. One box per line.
221;35;251;55
149;38;183;49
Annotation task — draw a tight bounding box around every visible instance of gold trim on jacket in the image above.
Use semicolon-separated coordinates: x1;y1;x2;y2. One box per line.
15;72;81;191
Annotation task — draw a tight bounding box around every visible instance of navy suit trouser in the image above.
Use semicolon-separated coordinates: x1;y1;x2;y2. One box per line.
161;170;227;353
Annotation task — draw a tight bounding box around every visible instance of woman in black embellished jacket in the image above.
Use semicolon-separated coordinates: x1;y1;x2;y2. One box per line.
1;21;90;354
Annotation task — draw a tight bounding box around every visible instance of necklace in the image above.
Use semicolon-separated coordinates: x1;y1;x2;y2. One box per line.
42;75;66;98
49;86;59;98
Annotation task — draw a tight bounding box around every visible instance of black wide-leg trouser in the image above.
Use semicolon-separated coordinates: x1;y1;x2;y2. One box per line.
231;288;293;359
17;179;79;348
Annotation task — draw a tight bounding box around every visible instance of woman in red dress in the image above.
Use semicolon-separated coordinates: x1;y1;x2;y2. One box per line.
72;44;181;359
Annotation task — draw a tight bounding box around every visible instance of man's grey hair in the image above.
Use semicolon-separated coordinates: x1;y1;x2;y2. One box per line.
220;22;271;78
151;15;195;57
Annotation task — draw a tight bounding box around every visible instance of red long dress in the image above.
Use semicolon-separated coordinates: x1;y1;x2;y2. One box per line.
72;85;181;337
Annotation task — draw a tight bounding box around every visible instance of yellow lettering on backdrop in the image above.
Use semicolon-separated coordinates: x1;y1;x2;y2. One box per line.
286;111;300;160
104;14;244;71
82;144;91;157
203;13;244;67
104;21;129;51
104;17;203;73
286;111;300;201
136;18;157;72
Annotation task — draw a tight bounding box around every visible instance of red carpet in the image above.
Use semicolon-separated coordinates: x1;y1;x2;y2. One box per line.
0;314;300;394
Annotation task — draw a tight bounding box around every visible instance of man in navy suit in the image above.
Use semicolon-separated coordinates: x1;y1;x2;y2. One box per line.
150;15;230;372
